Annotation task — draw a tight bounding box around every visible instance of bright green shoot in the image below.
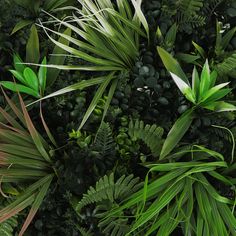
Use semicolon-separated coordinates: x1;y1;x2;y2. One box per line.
170;60;234;111
157;46;236;159
0;54;47;98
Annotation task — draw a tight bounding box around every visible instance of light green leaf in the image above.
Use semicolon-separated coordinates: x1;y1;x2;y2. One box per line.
199;60;211;98
192;66;200;101
13;54;25;73
203;101;236;112
23;67;39;92
199;82;230;103
9;70;27;86
0;82;40;98
169;72;190;94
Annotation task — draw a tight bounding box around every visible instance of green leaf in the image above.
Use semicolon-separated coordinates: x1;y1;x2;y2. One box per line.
192;41;206;59
27;76;106;106
199;60;211;98
199;82;230;103
18;95;51;162
131;0;149;41
26;24;40;64
23;67;39;92
0;82;40;98
157;46;189;85
47;28;71;86
38;57;47;94
203;101;236;112
201;88;231;106
18;176;53;236
192;66;200;101
169;72;190;94
160;108;195;159
9;70;27;86
101;78;118;123
78;74;114;130
164;23;178;47
11;20;33;35
221;26;236;51
13;54;25;73
176;53;201;63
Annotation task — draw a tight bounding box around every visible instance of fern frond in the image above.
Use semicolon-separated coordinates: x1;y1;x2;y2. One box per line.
215;53;236;75
179;0;204;14
178;14;206;29
128;120;164;157
0;199;18;236
75;173;142;212
77;226;93;236
94;122;115;158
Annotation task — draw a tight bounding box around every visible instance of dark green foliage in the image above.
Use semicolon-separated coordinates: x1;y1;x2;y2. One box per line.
1;0;236;235
128;119;164;157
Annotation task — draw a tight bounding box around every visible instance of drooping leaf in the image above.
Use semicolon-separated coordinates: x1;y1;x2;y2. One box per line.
157;46;189;85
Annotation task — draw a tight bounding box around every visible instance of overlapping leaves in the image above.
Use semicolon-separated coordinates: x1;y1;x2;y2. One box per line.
1;55;47;98
0;90;55;236
104;146;236;236
157;47;236;159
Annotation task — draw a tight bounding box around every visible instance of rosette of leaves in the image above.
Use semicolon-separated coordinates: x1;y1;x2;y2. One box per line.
104;146;236;236
0;90;56;236
29;0;149;130
0;54;47;98
39;0;149;72
157;46;236;159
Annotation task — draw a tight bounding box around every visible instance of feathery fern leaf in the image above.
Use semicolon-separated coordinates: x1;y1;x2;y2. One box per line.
128;120;164;157
0;199;18;236
179;0;204;14
215;53;236;75
74;173;142;236
75;173;142;212
178;14;206;29
0;217;18;236
94;122;115;158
